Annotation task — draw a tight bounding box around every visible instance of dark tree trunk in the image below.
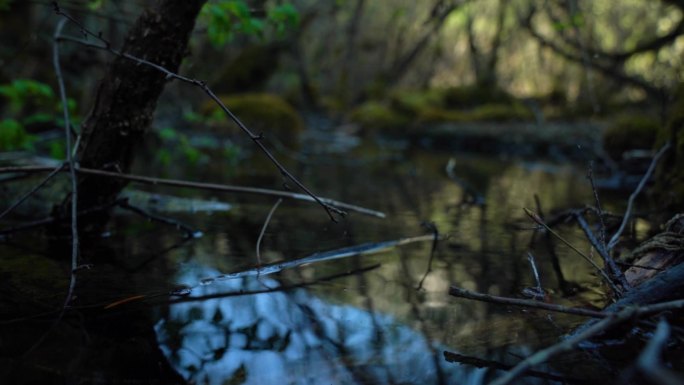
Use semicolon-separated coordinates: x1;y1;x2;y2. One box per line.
67;0;206;228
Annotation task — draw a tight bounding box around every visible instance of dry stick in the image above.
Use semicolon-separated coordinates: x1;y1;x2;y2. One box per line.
165;263;382;305
607;142;671;251
637;319;684;385
489;300;684;385
0;165;385;218
0;163;64;220
526;252;544;297
448;286;606;318
52;3;344;222
23;18;79;358
586;162;607;247
574;212;630;291
256;198;283;267
524;208;622;297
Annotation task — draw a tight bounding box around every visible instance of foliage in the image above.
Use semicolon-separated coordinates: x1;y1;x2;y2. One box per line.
0;118;34;151
200;1;299;47
155;127;208;167
0;79;79;155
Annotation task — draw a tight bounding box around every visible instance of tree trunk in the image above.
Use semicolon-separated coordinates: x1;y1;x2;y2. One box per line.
66;0;206;229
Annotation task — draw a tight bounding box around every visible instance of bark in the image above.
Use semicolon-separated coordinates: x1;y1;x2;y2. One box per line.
70;0;206;221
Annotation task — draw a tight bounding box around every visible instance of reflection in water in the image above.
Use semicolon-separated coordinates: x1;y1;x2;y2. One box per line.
156;266;485;385
150;150;602;385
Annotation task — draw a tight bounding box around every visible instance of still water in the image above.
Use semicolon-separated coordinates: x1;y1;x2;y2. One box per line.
1;132;612;384
146;134;605;385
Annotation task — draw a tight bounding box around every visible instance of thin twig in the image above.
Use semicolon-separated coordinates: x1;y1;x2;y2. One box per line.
449;286;606;318
51;2;344;222
256;198;282;267
607;142;671;250
524;208;622;297
416;221;439;290
0;164;64;220
526;252;544;299
587;162;607;247
164;264;382;305
574;212;630;291
23;18;79;358
0;165;385;218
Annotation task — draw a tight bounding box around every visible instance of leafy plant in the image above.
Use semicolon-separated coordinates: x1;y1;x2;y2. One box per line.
200;0;299;47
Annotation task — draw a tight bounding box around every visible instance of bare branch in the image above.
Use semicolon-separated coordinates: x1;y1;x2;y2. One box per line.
0;165;385;218
51;3;344;221
607;142;671;250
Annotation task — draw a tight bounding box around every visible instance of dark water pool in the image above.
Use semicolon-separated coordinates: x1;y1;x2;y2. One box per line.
1;134;627;384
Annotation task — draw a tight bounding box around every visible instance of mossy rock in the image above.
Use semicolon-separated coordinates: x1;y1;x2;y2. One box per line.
417;107;469;123
212;44;282;93
388;89;445;116
348;101;411;132
652;84;684;209
201;93;304;148
443;85;513;109
602;114;660;161
467;103;534;122
417;103;533;123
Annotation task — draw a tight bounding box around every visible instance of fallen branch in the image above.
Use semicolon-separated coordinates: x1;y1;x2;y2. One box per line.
0;165;385;218
489;300;684;385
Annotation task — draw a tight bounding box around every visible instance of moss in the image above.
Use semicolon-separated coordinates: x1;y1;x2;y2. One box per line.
202;93;304;148
349;101;411;132
417;103;533;123
212;44;282;93
417;107;467;123
602;114;660;161
467;103;534;122
443;85;513;109
388;89;446;116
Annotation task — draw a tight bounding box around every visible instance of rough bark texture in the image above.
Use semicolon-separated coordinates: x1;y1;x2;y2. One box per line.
73;0;206;218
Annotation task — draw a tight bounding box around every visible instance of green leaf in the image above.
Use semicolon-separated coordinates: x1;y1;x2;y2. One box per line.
0;119;35;151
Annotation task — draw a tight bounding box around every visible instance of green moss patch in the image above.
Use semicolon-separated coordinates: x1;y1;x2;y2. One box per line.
349;101;411;132
202;93;304;147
